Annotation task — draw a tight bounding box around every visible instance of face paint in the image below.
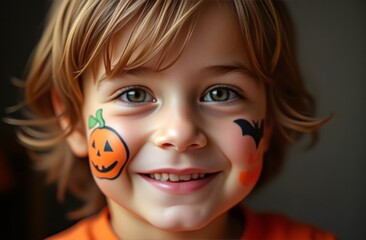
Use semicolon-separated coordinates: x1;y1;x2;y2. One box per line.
88;109;129;179
239;163;262;186
240;153;263;186
234;119;265;186
234;119;264;149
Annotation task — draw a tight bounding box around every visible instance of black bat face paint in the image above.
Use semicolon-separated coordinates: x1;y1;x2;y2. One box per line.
234;119;264;149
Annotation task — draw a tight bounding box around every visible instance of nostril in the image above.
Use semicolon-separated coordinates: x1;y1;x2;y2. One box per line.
161;143;174;149
187;144;200;150
159;143;200;152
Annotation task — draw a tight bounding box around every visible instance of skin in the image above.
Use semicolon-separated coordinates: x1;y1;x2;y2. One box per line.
64;2;272;239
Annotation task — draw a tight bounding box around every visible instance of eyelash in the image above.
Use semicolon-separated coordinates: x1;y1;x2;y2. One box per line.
113;84;246;105
114;86;156;105
200;84;245;102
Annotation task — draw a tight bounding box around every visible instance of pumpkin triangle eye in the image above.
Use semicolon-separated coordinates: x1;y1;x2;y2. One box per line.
104;140;113;152
92;140;96;148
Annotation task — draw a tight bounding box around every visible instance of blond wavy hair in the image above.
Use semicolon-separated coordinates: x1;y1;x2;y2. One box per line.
8;0;328;218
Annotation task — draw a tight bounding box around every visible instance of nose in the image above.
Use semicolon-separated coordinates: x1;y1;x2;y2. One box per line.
152;105;207;152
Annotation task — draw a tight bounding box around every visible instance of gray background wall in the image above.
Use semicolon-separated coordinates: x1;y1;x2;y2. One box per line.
246;1;366;239
0;0;365;239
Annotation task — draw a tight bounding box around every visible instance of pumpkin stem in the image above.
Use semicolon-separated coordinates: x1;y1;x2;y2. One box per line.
88;109;105;129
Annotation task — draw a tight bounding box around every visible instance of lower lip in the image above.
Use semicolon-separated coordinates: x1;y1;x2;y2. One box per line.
140;174;218;194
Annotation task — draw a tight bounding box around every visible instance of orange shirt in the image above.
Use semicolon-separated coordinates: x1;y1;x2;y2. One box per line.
47;207;336;240
241;208;336;240
47;208;118;240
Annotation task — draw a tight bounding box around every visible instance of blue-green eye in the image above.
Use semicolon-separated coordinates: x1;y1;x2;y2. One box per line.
119;87;155;103
201;86;239;102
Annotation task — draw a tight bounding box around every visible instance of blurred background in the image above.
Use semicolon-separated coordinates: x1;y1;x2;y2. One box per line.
0;0;365;239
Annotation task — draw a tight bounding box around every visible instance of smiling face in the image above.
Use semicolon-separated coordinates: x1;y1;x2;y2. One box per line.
80;2;270;238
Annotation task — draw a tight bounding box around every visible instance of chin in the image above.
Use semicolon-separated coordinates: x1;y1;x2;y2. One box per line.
147;207;213;232
151;219;208;232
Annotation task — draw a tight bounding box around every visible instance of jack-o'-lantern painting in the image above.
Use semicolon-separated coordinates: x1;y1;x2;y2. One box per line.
88;109;129;179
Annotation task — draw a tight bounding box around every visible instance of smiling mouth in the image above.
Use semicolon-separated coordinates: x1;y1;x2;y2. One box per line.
141;171;220;193
144;172;215;182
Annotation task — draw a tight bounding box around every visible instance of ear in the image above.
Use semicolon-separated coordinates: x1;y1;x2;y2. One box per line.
51;90;88;157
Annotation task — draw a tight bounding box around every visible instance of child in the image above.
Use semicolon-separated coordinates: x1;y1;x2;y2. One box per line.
9;0;335;239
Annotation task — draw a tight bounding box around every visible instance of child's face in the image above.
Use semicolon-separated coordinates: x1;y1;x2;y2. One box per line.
81;3;270;232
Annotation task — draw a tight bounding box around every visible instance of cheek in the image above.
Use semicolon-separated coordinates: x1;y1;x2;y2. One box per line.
221;126;258;168
86;109;130;180
239;152;263;186
99;117;159;176
106;118;149;161
88;127;129;180
231;138;263;186
220;122;264;187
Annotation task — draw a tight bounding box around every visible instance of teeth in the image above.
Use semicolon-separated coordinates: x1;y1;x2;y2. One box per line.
192;173;199;179
179;174;191;181
154;173;161;180
169;174;179;182
161;173;169;181
148;173;207;182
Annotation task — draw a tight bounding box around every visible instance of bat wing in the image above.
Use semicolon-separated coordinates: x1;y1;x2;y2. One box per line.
234;119;256;136
234;119;264;148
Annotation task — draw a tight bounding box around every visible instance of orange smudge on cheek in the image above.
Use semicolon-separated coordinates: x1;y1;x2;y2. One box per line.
247;153;255;164
239;164;262;186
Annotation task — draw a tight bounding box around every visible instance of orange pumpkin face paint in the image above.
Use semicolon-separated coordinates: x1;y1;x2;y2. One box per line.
88;109;129;179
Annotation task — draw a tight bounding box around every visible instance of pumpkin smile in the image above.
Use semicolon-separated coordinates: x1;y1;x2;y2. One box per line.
92;160;118;173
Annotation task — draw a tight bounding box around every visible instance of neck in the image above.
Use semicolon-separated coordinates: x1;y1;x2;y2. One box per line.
108;201;242;240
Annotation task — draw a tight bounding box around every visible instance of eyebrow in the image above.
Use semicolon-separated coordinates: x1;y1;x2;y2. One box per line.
96;67;154;90
96;63;256;89
201;63;258;84
202;63;254;76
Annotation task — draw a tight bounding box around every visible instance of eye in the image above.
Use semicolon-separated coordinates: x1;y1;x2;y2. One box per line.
117;86;155;104
104;140;113;152
201;85;240;102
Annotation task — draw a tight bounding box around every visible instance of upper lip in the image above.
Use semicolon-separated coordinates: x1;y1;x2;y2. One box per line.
141;168;220;175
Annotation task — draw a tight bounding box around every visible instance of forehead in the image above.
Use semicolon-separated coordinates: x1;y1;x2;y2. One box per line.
172;2;251;73
90;1;252;82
